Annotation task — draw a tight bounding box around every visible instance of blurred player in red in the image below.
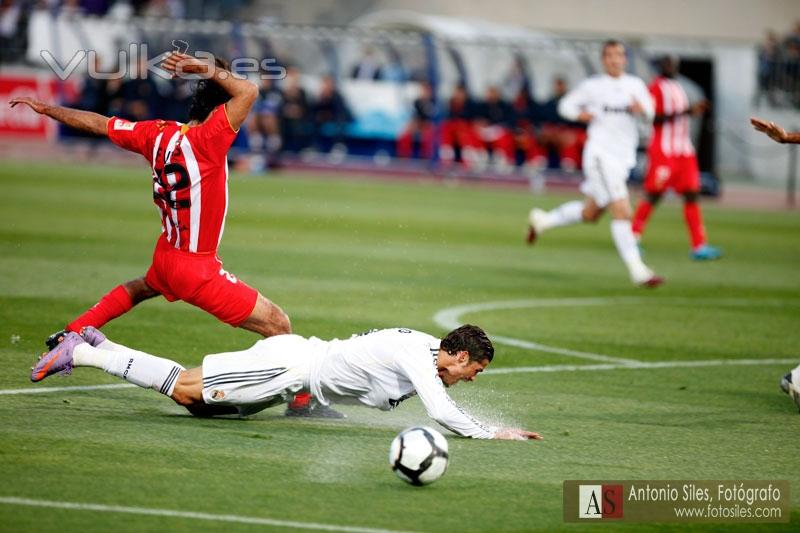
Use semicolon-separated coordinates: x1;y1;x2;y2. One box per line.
632;56;721;260
10;52;338;417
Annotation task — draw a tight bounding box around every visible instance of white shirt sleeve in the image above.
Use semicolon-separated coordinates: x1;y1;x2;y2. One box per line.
395;345;496;439
558;79;591;122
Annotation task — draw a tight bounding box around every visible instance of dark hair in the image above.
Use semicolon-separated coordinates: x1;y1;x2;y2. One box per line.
441;324;494;363
187;57;231;122
601;39;624;55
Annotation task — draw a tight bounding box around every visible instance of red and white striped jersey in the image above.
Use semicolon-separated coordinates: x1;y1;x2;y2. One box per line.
107;104;237;254
649;76;694;157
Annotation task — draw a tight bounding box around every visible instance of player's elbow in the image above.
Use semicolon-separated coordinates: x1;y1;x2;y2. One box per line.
428;409;448;426
241;81;259;105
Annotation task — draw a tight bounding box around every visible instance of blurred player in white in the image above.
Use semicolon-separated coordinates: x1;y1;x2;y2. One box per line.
751;116;800;411
30;324;542;440
526;40;663;287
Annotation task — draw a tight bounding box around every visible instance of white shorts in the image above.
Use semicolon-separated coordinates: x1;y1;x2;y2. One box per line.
580;152;631;208
201;334;313;416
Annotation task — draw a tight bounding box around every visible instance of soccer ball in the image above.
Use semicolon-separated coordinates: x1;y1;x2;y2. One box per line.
389;426;449;486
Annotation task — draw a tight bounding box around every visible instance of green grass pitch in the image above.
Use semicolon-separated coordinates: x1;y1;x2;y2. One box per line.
1;161;799;532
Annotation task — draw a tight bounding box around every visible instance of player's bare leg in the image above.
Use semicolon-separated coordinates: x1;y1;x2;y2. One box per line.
237;294;344;418
237;293;292;337
581;197;605;223
170;367;238;417
607;198;663;287
46;277;161;350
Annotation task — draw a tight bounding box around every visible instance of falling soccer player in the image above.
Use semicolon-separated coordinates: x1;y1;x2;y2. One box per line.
30;323;542;440
631;56;722;261
526;40;663;287
9;52;337;417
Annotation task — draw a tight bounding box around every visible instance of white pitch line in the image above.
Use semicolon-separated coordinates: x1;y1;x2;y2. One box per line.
490;334;637;365
0;383;135;396
433;298;640;364
483;358;798;375
2;357;797;398
433;297;800;366
0;497;415;533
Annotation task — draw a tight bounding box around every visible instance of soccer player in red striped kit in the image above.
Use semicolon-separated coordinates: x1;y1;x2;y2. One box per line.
10;52;338;417
631;56;721;261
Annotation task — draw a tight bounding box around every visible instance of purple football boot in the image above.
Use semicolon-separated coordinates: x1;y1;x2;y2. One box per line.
31;332;85;382
79;326;107;347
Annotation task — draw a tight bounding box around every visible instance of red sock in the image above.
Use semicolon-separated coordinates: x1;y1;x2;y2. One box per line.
631;200;654;238
66;285;133;332
683;201;706;250
288;392;312;410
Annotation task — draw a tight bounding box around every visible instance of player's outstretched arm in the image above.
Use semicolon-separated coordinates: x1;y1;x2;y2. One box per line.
9;97;109;136
751;117;800;144
161;52;258;131
494;427;543;441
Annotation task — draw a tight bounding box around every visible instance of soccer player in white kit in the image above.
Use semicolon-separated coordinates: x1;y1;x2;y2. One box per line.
526;40;664;287
31;324;542;440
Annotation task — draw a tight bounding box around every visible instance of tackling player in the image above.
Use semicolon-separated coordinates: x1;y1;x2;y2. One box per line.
30;324;542;441
525;40;663;287
750;116;800;411
9;52;334;417
631;56;722;261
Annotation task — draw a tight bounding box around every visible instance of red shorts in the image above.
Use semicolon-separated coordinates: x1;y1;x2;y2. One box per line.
643;151;700;194
144;235;259;326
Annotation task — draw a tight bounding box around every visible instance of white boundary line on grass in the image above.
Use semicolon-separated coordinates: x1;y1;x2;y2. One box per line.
3;297;795;397
0;383;134;395
482;358;798;375
0;497;415;533
433;297;799;369
3;355;797;398
435;298;642;364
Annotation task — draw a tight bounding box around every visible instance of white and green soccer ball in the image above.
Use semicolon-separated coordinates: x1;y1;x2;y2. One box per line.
389;426;449;486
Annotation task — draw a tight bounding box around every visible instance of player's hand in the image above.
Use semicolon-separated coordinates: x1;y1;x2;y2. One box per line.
628;99;646;116
751;117;788;143
690;100;710;116
576;111;594;123
9;97;48;114
160;52;210;78
494;427;543;440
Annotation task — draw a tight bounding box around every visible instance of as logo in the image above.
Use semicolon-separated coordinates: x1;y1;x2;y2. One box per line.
578;484;623;519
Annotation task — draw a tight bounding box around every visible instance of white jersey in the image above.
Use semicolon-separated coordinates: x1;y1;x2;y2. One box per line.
558;73;654;169
310;328;496;439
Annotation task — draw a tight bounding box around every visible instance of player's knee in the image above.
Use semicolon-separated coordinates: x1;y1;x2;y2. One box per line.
683;191;699;203
270;306;292;335
582;210;602;223
246;296;291;337
646;192;663;205
124;277;159;304
171;389;196;408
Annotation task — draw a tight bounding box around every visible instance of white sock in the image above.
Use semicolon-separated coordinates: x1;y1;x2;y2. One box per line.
535;200;584;232
73;343;184;397
610;219;652;282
